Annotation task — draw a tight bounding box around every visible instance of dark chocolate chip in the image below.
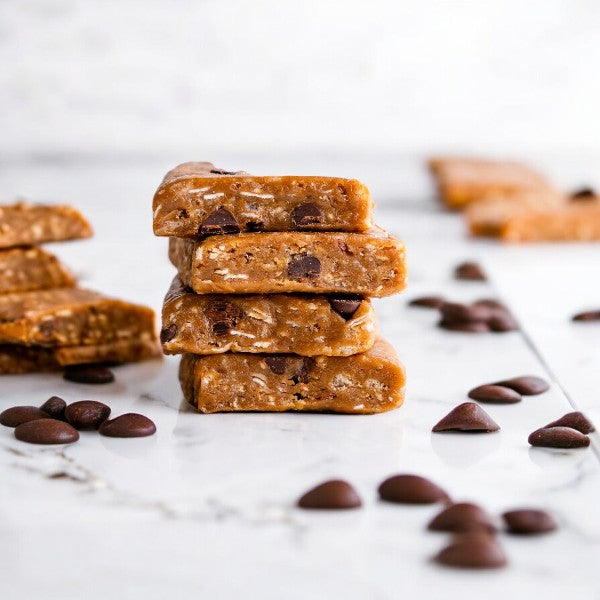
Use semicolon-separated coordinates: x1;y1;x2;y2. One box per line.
438;320;491;333
199;207;240;235
65;401;111;430
328;295;363;319
0;406;50;428
528;426;590;448
378;474;449;505
502;509;557;535
205;298;243;336
454;261;486;281
434;533;507;569
246;221;264;232
99;413;156;438
63;365;115;385
264;355;288;375
544;411;595;434
428;502;497;533
297;479;362;510
291;358;315;384
408;295;445;309
14;419;79;445
572;310;600;322
468;384;522;404
160;324;177;344
291;203;322;227
287;254;321;280
39;396;67;420
432;402;500;433
440;302;493;323
494;375;549;395
570;187;596;200
488;310;519;332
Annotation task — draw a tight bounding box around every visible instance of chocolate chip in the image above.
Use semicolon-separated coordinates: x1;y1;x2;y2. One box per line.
160;324;177;343
468;384;522;404
328;295;363;319
246;220;264;232
199;207;240;235
291;358;315;384
502;509;557;535
572;310;600;322
205;299;243;336
264;355;288;375
432;402;500;433
488;310;519;332
408;295;445;309
473;298;507;310
439;320;491;333
15;419;79;445
297;479;362;510
454;261;486;281
0;406;50;428
63;365;115;384
378;474;449;505
434;533;507;569
428;502;497;533
570;187;596;200
99;413;156;438
39;396;67;420
440;302;493;323
65;401;111;430
494;375;549;395
291;203;322;227
544;411;595;434
528;426;590;448
287;254;321;280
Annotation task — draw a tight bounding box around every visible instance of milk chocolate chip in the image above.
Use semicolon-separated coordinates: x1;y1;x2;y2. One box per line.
291;203;322;227
328;295;363;319
428;502;497;533
264;355;288;375
434;533;507;569
528;426;590;448
432;402;500;433
572;310;600;322
297;479;362;510
287;254;321;280
378;474;449;505
502;509;557;535
544;411;595;434
200;207;240;235
494;375;549;395
454;261;486;281
205;299;242;336
468;384;522;404
409;295;445;309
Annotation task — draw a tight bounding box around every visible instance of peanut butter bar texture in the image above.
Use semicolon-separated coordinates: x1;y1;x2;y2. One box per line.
153;162;373;235
0;288;157;347
0;202;93;248
161;276;376;356
169;228;406;296
179;338;405;414
0;247;75;294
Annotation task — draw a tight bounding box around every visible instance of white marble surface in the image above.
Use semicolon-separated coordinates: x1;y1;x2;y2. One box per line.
1;159;600;599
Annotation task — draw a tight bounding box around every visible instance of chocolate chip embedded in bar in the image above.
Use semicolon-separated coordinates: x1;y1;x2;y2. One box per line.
161;276;376;356
152;162;374;235
0;288;157;347
0;247;75;294
179;337;405;414
168;227;406;297
0;202;93;249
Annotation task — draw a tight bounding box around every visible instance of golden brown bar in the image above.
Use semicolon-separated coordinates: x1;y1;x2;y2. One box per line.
161;276;376;356
168;228;406;297
0;202;93;248
179;338;405;414
0;246;75;294
153;162;373;235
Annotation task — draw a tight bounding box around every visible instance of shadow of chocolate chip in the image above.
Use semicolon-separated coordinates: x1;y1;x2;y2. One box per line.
205;298;243;336
264;355;288;375
291;203;322;227
328;295;363;319
287;254;321;280
160;324;177;344
200;207;240;235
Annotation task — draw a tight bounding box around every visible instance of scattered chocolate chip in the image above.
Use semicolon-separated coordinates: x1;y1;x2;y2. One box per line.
0;406;49;428
264;355;288;375
570;187;596;200
39;396;67;420
205;298;243;336
378;474;449;505
439;320;490;333
434;533;507;569
544;411;595;434
528;426;590;449
99;413;156;438
494;375;549;395
488;311;519;332
63;365;115;385
160;324;177;344
287;254;321;280
502;509;557;535
432;402;500;433
454;261;486;281
428;502;497;533
572;310;600;322
468;384;522;404
199;207;240;235
65;401;111;430
440;302;493;323
408;295;445;309
473;298;507;310
297;479;362;510
15;419;79;445
328;295;363;319
291;357;315;384
291;203;322;227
